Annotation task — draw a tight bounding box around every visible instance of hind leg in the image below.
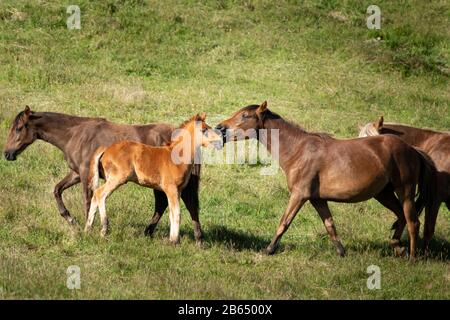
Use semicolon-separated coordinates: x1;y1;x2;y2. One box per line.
423;199;441;256
374;186;407;257
95;179;121;237
84;192;99;232
310;200;345;257
397;187;420;260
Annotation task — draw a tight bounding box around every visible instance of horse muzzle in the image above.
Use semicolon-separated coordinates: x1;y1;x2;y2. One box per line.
4;150;17;161
215;124;228;144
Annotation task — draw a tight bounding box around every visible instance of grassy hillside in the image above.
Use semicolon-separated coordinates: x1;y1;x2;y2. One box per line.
0;0;449;299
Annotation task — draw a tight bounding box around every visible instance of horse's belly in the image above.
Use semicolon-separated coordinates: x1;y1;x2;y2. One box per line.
318;174;388;203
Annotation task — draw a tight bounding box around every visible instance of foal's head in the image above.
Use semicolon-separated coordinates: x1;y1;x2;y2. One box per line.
4;106;41;161
215;101;268;142
173;113;222;149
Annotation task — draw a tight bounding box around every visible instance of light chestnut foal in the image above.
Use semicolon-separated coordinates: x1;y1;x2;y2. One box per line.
84;113;222;244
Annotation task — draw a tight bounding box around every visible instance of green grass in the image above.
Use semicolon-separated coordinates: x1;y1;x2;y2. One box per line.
0;0;449;299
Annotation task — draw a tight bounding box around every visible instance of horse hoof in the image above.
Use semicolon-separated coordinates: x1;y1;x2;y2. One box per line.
170;238;181;246
264;247;275;256
144;225;155;237
195;239;204;248
336;247;346;257
394;246;407;257
100;229;108;237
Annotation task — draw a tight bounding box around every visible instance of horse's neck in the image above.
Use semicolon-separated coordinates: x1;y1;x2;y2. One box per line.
169;131;200;165
32;113;80;152
384;124;435;149
261;117;308;172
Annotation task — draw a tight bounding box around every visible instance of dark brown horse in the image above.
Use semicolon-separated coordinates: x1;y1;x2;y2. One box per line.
3;106;203;244
360;117;450;253
216;102;436;259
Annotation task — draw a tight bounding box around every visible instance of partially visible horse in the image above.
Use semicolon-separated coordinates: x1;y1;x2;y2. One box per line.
85;113;222;243
3;106;203;244
216;102;436;259
360;117;450;253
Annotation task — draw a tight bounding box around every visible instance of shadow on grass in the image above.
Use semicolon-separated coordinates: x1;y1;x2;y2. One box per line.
344;236;450;262
203;225;276;252
128;221;450;261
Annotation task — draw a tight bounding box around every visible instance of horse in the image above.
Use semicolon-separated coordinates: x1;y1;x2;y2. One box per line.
3;106;203;244
216;101;436;259
359;117;450;253
85;113;222;244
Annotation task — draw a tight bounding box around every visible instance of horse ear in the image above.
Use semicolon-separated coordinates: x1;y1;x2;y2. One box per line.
256;101;268;114
196;113;206;121
374;116;384;130
24;105;31;114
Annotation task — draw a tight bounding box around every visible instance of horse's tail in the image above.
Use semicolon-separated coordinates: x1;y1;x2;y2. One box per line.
414;147;436;217
88;146;107;191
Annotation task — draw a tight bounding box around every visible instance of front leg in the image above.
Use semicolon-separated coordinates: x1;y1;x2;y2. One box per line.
144;190;168;236
265;191;306;255
53;170;80;225
166;188;181;245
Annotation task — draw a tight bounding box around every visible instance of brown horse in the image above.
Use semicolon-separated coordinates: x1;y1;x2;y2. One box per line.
85;113;222;243
360;117;449;253
216;102;435;259
3;106;203;243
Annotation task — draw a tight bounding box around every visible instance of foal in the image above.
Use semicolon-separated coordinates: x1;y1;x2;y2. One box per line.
217;102;435;259
85;114;222;243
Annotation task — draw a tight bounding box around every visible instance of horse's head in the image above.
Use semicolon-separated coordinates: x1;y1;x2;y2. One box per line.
4;106;40;161
358;116;383;138
215;101;268;142
175;113;223;150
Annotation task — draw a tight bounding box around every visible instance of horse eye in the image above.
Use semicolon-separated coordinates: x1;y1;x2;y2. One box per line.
15;127;22;133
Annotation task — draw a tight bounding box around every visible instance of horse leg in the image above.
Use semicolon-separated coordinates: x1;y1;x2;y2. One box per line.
265;192;306;255
144;190;168;237
96;179;121;237
423;198;441;257
166;187;181;245
310;200;345;257
80;170;93;221
181;174;203;246
374;186;407;257
397;187;420;260
84;189;99;233
54;170;80;225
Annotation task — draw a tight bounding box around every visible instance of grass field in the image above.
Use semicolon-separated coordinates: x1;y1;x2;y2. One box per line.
0;0;449;299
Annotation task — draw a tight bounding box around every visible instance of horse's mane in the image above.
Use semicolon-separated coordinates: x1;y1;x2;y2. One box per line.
263;109;333;140
13;110;106;127
359;121;449;137
358;122;380;137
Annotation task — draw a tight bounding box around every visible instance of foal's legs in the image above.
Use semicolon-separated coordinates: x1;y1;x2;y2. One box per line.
310;200;345;257
265;192;306;255
166;187;181;244
54;170;80;225
374;186;407;257
144;190;168;236
96;180;122;237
